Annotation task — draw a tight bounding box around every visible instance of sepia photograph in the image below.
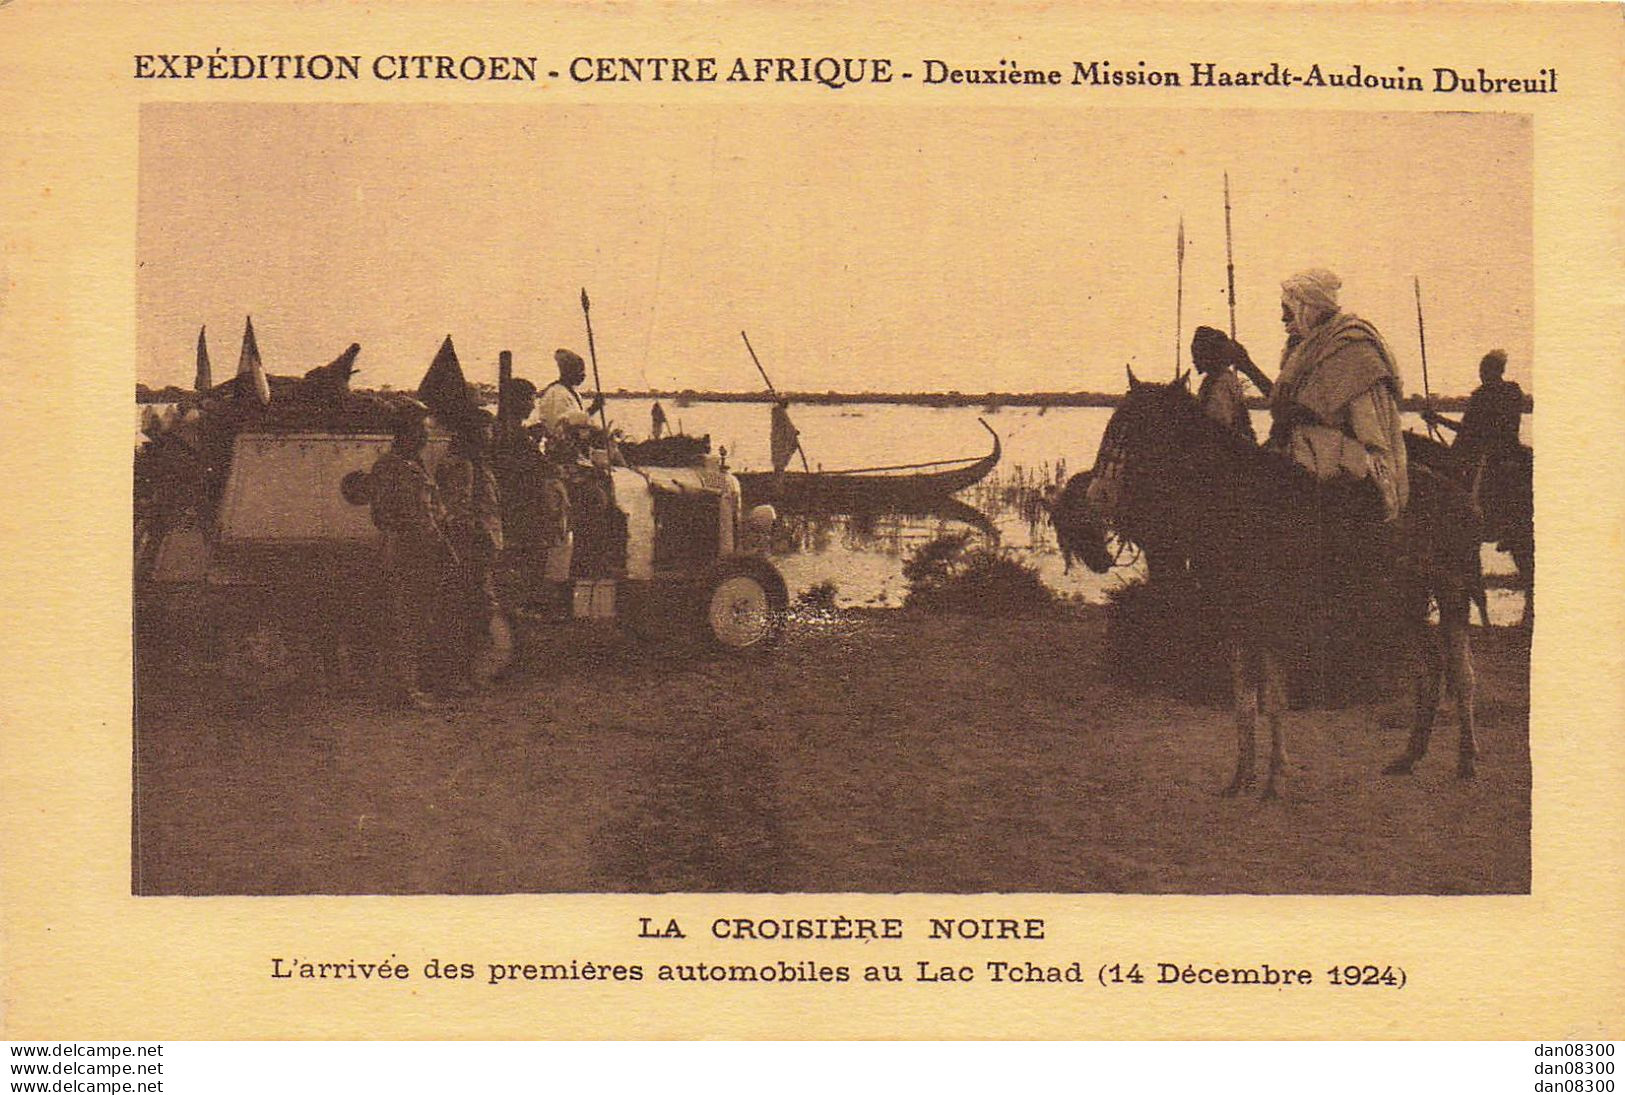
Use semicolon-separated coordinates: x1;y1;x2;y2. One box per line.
130;102;1534;897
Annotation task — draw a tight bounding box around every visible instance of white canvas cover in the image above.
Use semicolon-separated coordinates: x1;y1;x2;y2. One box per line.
216;432;448;544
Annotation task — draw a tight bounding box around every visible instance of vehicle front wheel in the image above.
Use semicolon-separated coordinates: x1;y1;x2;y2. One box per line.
699;561;786;652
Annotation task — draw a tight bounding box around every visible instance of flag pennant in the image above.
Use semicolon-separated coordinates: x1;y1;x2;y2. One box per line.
237;315;271;405
417;335;479;426
193;325;212;392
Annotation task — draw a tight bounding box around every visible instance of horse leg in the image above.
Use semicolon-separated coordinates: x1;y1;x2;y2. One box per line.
1386;584;1442;775
1222;643;1257;797
1260;647;1289;800
1442;601;1478;779
1514;542;1535;628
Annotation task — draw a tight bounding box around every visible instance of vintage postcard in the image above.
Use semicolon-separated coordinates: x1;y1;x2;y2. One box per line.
1;1;1620;1041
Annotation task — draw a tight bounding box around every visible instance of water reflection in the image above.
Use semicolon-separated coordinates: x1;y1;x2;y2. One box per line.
764;461;1140;610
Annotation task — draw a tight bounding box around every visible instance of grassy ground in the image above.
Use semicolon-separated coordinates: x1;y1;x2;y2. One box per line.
133;607;1530;895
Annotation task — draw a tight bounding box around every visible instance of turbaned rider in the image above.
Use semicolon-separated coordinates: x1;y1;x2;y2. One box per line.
1266;268;1409;522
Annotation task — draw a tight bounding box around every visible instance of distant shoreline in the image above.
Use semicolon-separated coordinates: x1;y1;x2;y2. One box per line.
135;384;1527;415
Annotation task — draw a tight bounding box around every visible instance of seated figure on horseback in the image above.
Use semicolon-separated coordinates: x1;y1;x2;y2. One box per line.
1265;269;1410;524
1427;349;1524;463
1423;348;1533;556
1081;267;1479;794
1190;325;1258;441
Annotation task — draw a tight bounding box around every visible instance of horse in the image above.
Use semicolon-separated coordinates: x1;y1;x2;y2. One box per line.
1075;370;1481;797
1406;431;1534;628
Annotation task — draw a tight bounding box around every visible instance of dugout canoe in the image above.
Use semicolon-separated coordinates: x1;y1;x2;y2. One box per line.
737;419;1000;513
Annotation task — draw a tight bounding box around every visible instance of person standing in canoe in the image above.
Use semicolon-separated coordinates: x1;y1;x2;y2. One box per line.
770;396;801;488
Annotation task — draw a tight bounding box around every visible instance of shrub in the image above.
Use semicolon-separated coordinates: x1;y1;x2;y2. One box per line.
1103;574;1399;709
1103;576;1228;705
792;580;841;620
903;533;1055;615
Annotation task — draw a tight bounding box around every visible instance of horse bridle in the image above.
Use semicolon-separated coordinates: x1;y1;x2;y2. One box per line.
1089;427;1143;570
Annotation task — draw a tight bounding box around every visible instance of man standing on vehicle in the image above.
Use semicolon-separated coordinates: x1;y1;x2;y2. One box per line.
368;404;453;710
525;349;604;598
530;348;603;452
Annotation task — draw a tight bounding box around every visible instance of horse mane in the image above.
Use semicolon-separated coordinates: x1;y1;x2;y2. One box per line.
1124;380;1316;498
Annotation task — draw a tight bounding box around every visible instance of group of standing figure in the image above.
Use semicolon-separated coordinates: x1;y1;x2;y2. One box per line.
365;347;606;710
367;407;505;710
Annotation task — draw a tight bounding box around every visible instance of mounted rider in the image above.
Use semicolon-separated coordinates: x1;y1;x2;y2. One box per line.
1190;325;1258;440
1432;348;1524;463
1424;349;1533;606
1266;269;1409;523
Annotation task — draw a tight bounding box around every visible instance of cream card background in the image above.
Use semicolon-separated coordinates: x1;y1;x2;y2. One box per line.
1;1;1620;1038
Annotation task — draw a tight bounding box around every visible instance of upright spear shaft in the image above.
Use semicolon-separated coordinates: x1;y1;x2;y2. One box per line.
1224;172;1237;340
1174;216;1186;378
580;288;610;438
1413;276;1440;442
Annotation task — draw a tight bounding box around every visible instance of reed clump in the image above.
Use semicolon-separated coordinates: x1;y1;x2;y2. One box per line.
903;532;1055;616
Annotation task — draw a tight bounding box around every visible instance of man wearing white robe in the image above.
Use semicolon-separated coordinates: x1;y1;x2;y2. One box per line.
1268;268;1409;522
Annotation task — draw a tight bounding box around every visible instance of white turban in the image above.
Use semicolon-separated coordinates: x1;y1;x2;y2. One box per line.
1282;268;1342;323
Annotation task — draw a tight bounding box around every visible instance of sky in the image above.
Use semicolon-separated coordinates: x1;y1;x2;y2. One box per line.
139;103;1532;397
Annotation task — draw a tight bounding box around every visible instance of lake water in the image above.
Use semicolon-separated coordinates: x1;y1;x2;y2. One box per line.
136;398;1528;623
603;398;1526;625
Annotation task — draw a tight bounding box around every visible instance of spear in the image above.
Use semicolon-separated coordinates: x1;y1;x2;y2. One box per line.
579;288;610;438
1174;216;1186;378
1224;172;1237;340
1220;173;1274;396
1414;277;1440;442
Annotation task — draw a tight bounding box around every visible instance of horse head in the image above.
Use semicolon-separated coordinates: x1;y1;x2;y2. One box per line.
1086;379;1196;517
1048;470;1116;574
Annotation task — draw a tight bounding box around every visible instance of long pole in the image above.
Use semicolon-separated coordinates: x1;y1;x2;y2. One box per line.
741;329;777;392
1413;277;1440;441
580;288;610;438
1224;173;1237;340
742;330;811;472
1174;216;1186;378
